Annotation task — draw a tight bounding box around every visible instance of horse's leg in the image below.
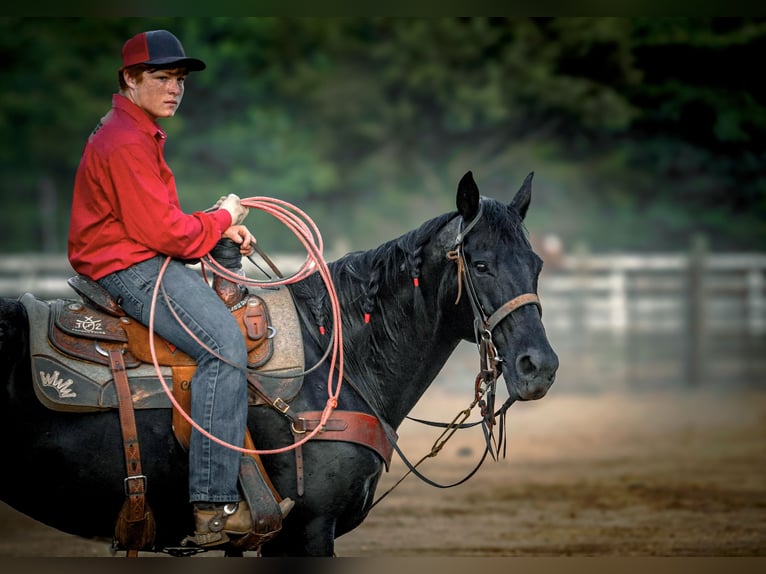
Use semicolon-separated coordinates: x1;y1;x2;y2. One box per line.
260;513;336;556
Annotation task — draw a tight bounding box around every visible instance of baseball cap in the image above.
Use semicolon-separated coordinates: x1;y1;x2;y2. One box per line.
122;30;206;72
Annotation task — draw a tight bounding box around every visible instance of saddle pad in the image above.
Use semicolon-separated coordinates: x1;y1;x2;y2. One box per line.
20;287;304;413
23;293;172;412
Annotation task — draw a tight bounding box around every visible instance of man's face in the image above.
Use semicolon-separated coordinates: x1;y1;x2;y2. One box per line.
127;68;187;120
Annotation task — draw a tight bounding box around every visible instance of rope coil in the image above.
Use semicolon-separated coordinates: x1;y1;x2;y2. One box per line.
149;197;344;455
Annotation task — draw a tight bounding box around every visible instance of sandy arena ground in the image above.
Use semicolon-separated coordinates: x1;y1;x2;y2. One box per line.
0;387;764;558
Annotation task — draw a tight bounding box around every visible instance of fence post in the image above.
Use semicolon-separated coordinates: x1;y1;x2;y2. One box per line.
609;268;627;333
747;269;765;336
684;234;707;386
572;241;590;338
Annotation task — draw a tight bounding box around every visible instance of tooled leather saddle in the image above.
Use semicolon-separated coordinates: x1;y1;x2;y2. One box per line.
20;274;311;554
23;276;305;418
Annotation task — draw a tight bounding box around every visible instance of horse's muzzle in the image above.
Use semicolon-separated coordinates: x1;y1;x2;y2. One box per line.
505;346;558;401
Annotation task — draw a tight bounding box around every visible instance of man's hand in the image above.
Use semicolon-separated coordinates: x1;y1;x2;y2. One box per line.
210;195;227;210
219;193;249;225
222;225;254;256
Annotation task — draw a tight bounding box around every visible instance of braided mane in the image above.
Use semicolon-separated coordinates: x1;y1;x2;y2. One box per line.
289;198;532;416
291;211;457;334
291;199;530;335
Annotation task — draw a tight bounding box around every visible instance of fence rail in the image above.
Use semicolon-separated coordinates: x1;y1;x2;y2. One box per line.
540;252;766;336
2;250;764;389
537;250;766;389
1;251;764;335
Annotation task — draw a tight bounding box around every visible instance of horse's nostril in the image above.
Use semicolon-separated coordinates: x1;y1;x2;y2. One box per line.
517;354;537;377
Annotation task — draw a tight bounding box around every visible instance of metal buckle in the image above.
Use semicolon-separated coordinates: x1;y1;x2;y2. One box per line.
291;418;307;435
124;474;147;496
272;397;290;414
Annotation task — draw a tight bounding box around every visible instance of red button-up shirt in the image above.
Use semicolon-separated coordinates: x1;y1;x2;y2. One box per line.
68;94;231;280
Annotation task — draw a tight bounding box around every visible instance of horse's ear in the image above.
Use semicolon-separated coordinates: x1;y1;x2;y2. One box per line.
510;171;534;220
456;171;480;221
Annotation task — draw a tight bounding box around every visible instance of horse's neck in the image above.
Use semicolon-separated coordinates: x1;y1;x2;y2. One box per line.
347;311;460;429
333;228;464;428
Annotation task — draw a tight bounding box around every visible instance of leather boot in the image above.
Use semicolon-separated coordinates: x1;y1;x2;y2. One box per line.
182;501;254;548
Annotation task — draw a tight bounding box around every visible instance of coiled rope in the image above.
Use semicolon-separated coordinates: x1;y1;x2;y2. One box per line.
148;197;343;455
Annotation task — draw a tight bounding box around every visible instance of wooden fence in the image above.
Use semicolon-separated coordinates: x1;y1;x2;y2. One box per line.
2;250;764;389
539;251;766;336
538;247;766;389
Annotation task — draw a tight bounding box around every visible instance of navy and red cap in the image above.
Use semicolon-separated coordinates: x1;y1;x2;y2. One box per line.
122;30;206;72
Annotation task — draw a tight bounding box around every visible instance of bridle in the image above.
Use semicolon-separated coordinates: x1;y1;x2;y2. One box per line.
448;199;542;414
368;199;545;501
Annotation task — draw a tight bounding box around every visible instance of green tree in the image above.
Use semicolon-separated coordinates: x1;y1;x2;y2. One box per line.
1;17;764;255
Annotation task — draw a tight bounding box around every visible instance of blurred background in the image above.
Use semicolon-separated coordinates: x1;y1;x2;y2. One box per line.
1;17;764;391
1;16;765;558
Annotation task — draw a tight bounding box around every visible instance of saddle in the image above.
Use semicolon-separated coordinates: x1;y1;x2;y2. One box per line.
23;278;305;415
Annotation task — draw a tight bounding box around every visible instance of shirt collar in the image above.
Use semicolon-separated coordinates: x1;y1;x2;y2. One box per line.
112;93;167;142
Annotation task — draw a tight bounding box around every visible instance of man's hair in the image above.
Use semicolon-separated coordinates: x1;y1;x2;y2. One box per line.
118;64;150;91
118;64;189;91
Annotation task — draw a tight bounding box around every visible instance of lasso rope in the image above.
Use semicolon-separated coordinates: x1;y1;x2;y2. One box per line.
148;197;343;455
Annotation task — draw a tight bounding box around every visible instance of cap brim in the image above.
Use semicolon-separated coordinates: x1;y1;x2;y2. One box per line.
144;56;206;71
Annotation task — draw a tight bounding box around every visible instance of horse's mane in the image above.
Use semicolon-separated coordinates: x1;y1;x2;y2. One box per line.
336;212;458;313
291;198;529;336
289;198;530;416
291;210;457;335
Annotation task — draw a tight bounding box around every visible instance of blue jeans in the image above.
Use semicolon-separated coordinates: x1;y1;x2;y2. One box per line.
99;256;247;504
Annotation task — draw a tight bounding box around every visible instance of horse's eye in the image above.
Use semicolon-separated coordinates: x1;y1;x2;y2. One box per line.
474;262;489;274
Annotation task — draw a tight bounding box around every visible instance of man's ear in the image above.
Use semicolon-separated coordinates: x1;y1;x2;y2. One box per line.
123;70;137;89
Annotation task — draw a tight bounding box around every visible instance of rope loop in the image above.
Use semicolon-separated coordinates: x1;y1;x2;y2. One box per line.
148;197;343;455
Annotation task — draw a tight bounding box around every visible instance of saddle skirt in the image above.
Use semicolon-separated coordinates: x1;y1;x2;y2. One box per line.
20;287;305;413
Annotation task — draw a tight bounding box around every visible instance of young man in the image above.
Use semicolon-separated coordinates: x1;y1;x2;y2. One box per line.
69;29;254;548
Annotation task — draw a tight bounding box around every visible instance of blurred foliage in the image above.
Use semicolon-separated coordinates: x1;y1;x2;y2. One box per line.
1;17;764;255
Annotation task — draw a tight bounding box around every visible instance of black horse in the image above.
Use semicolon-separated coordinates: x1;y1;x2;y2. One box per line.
0;171;558;556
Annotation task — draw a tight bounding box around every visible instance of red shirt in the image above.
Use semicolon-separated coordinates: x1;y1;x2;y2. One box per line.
68;94;231;280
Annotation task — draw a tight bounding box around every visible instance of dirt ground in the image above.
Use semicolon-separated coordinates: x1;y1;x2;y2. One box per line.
1;387;764;558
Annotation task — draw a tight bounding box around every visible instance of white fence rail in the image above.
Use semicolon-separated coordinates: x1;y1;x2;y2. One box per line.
537;250;766;388
0;255;76;298
539;252;766;336
2;251;764;389
1;252;765;336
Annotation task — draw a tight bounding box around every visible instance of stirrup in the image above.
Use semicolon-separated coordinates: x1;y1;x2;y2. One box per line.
181;501;252;548
181;530;230;548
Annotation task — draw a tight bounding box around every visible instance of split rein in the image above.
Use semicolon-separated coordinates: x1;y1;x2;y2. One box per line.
148;197;343;456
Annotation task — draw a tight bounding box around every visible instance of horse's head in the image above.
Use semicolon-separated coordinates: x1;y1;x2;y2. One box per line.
449;171;558;401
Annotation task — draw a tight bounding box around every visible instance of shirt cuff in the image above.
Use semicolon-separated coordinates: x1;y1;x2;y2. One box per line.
211;208;233;232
